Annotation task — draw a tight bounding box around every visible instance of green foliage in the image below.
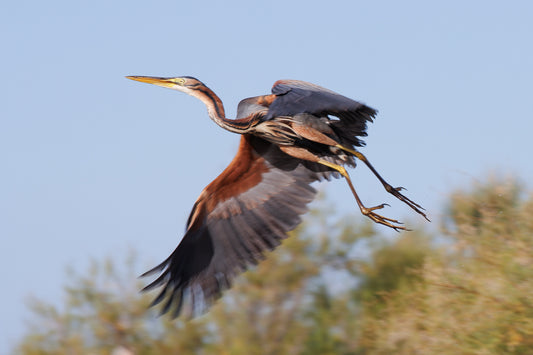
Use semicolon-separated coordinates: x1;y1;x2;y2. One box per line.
14;178;533;354
359;178;533;354
16;251;210;355
14;203;377;355
355;232;430;313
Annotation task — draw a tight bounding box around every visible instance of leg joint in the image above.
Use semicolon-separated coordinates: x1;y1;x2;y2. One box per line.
317;159;349;178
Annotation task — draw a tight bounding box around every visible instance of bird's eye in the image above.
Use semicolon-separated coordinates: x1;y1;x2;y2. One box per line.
171;78;185;86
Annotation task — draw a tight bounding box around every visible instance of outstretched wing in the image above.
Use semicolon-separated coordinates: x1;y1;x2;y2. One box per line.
237;80;378;148
142;135;321;317
265;79;375;120
268;80;377;147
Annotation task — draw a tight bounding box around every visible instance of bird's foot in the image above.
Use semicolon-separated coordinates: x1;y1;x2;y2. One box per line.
360;203;407;232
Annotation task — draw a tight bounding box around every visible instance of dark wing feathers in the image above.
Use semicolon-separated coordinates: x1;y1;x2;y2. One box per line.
142;135;319;317
266;80;377;148
328;104;377;147
266;80;376;122
236;80;377;149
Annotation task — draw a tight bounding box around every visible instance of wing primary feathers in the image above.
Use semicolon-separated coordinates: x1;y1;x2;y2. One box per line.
141;135;322;317
171;291;185;319
140;257;170;278
150;286;169;308
142;272;169;293
160;290;175;316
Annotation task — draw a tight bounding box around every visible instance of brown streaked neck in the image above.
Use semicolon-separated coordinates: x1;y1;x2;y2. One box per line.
190;85;255;134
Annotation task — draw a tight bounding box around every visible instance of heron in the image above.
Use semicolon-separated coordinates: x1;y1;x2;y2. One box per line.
126;75;428;317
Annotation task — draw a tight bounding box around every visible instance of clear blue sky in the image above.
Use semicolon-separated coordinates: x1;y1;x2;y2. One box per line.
2;0;532;352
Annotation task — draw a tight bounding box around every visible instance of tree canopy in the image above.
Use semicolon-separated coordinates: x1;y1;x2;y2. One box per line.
14;178;533;354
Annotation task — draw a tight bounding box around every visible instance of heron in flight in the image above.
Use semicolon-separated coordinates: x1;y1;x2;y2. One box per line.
126;75;428;317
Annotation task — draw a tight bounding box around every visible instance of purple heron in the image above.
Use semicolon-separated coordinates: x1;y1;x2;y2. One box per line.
126;76;428;317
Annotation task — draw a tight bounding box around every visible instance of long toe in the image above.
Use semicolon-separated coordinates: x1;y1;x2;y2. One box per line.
361;203;389;213
388;189;430;221
359;204;406;231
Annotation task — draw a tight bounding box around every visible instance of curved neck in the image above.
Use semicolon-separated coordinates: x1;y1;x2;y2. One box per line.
190;86;254;134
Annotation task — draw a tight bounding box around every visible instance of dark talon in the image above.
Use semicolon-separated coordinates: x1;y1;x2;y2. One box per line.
364;203;389;212
385;185;429;221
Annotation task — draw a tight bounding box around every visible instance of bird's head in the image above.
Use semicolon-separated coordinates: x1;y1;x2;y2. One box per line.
126;75;205;96
126;74;226;123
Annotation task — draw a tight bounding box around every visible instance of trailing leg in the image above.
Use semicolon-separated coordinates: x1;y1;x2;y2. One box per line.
279;146;407;231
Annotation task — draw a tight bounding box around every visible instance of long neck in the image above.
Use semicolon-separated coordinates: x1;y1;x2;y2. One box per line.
190;86;254;134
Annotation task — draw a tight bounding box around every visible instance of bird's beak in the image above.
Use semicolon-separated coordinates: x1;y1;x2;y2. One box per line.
125;76;178;89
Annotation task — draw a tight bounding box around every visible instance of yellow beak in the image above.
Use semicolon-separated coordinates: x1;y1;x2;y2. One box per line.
125;76;177;89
